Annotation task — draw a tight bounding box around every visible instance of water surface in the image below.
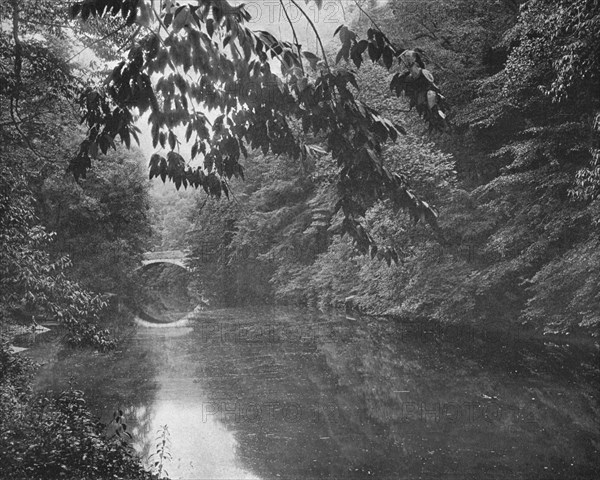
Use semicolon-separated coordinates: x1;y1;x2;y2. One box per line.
29;307;600;479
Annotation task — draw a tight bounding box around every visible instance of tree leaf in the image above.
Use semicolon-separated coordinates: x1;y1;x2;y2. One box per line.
382;46;393;70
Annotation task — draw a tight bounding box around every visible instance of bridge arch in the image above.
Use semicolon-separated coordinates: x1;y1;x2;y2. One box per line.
138;250;190;271
140;258;188;269
134;251;197;323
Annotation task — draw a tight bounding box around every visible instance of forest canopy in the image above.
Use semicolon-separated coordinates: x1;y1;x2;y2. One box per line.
2;0;600;333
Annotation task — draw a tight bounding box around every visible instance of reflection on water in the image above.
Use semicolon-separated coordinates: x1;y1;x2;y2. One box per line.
31;307;600;479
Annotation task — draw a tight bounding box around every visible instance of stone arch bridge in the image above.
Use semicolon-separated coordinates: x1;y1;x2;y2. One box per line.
141;250;189;269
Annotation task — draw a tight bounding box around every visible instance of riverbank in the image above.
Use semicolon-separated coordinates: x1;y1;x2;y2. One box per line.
378;312;600;350
297;292;599;350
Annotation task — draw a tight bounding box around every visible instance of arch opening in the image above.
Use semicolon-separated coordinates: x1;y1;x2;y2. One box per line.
134;262;200;324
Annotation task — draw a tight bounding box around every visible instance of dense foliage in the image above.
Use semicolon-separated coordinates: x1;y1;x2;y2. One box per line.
0;343;156;480
0;161;116;350
287;0;600;334
183;0;600;336
1;2;156;478
1;0;152;346
40;148;152;296
148;181;196;250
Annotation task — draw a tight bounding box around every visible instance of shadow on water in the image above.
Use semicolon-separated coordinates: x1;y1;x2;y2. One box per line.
26;306;600;479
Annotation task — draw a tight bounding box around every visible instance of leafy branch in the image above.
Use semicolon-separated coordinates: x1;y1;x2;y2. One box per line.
148;424;171;479
67;0;445;262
